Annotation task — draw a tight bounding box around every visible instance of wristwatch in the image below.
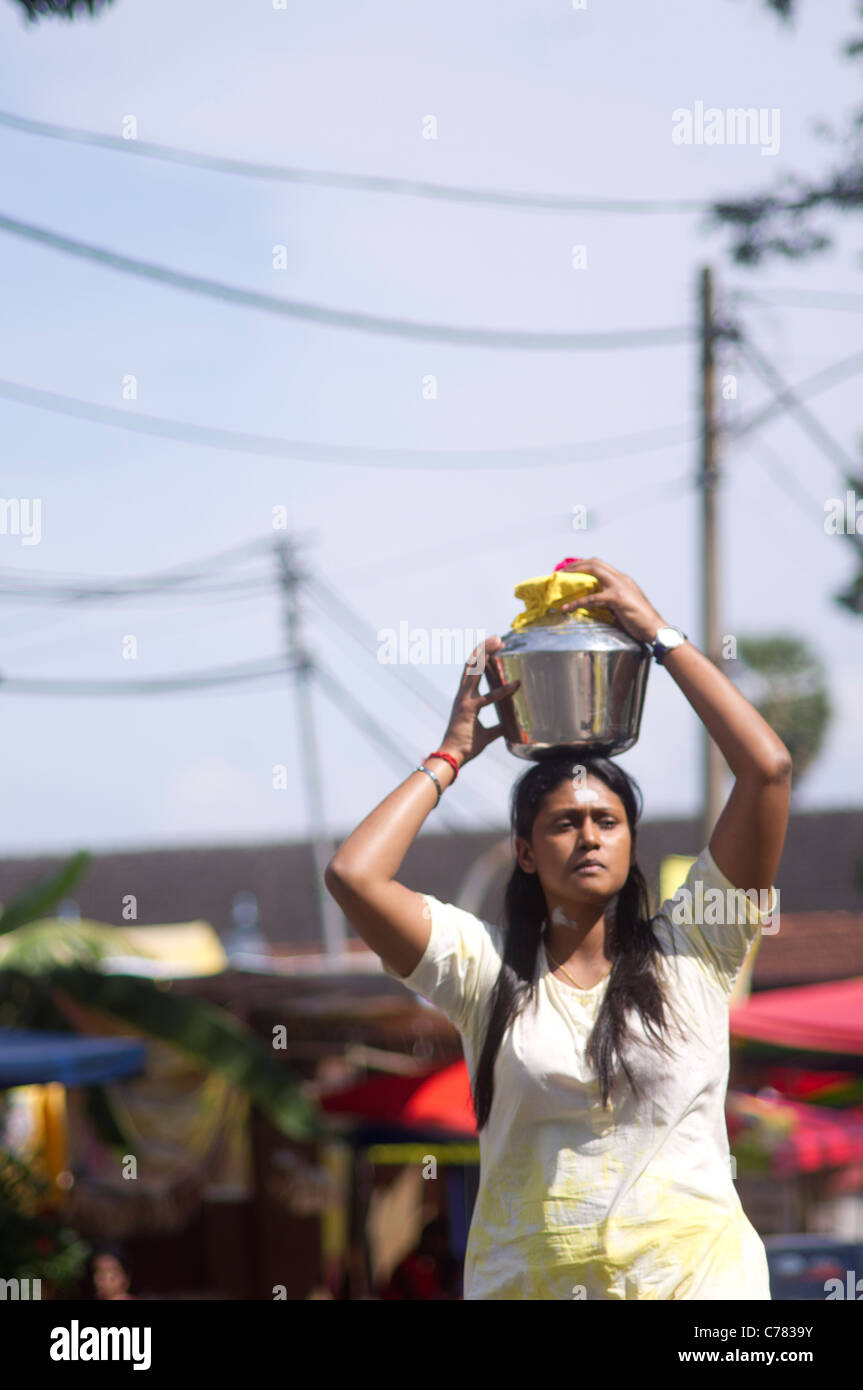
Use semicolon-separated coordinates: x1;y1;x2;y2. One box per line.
648;626;688;665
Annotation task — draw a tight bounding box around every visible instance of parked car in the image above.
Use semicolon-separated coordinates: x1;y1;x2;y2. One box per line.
763;1234;863;1300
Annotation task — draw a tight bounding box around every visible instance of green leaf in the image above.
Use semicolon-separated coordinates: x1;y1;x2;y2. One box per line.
0;916;139;972
0;968;74;1032
83;1083;129;1148
731;635;832;788
50;967;323;1140
14;0;117;20
0;1147;91;1287
0;852;91;937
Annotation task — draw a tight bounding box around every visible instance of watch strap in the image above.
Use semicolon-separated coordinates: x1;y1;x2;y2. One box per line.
651;628;688;665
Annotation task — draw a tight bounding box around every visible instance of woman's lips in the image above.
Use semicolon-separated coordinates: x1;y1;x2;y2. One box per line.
573;862;604;874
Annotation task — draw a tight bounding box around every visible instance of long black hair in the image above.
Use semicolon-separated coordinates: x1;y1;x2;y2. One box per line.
473;752;676;1128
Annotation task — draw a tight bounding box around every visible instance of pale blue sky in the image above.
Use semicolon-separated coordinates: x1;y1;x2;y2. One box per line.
0;0;860;854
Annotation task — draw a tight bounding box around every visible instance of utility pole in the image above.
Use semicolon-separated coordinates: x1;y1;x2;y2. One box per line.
699;266;727;846
275;536;347;956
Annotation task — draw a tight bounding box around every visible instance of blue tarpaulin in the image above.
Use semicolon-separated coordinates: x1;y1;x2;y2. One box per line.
0;1028;147;1088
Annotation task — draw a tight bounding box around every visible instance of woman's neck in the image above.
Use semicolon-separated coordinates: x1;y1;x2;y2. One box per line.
543;905;612;975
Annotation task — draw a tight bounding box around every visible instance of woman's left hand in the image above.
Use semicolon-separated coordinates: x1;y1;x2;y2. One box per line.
557;557;667;645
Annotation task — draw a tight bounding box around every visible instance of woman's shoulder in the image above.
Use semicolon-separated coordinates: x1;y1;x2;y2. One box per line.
421;893;508;961
381;893;507;1032
648;844;776;997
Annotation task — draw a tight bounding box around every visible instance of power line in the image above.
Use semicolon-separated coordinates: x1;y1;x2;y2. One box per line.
0;212;694;352
0;656;293;696
0;538;290;658
0;530;504;832
0;466;697;620
726;343;846;523
94;533;275;584
0;535;280;603
312;658;501;833
738;434;828;522
733;287;863;314
0;534;274;594
736;334;861;482
0;468;697;746
0;577;276;653
0;531;506;820
302;577;517;797
0;574;277;603
0;108;709;215
0;538;276;652
305;577;466;728
0;457;694;630
726;343;863;453
0;377;696;469
337;472;697;585
279;541;512;820
4;333;861;473
5;342;860;481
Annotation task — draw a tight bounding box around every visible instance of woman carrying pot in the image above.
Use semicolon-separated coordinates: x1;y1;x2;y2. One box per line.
325;557;790;1301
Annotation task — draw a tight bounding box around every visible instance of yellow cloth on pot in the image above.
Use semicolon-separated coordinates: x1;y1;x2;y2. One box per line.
511;570;616;632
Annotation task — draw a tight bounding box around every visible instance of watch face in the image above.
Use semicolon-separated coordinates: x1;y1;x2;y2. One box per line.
655;627;681;646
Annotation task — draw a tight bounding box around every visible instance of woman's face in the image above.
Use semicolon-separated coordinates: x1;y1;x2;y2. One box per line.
515;773;633;915
92;1253;129;1299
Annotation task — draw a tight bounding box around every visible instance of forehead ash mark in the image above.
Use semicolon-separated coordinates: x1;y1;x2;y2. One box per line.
571;786;600;804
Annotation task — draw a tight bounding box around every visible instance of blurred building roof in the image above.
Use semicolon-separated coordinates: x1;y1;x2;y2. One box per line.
750;911;863;991
0;807;860;992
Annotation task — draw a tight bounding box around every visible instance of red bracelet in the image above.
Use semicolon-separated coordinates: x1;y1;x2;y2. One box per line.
426;750;460;781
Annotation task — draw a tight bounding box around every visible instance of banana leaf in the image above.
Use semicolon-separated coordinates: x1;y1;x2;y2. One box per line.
0;964;322;1141
0;969;127;1145
0;852;91;937
14;1;117;20
0;916;141;972
0;860;324;1142
0;968;73;1033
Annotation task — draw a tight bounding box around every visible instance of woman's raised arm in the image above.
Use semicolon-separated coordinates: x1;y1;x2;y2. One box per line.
654;638;791;899
558;558;792;897
324;638;520;977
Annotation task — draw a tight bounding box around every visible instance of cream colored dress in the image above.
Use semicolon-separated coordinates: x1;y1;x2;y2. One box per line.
383;845;778;1300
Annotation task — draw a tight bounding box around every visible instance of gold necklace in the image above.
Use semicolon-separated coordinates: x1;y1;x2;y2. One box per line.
544;938;613;992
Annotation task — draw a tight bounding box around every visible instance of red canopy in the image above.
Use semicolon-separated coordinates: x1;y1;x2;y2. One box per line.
730;977;863;1057
760;1066;863;1107
772;1102;863;1176
727;1092;863;1177
320;1061;477;1137
321;1062;863;1178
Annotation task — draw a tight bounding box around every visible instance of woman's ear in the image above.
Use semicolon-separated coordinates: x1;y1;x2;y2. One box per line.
514;834;536;875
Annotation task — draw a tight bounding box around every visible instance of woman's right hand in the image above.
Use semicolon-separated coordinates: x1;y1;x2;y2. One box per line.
437;636;520;768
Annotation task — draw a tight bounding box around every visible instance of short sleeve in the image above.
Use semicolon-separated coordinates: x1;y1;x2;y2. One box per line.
651;845;779;998
381;893;504;1034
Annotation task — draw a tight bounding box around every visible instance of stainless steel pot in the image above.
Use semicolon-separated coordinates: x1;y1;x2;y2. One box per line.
484;609;652;760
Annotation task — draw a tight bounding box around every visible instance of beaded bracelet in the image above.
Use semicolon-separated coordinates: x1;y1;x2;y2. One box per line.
426;749;460;781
